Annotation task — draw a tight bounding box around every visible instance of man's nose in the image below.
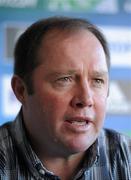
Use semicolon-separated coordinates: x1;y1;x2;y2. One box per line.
70;81;94;109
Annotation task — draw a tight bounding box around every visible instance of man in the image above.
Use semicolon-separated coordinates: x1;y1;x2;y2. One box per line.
0;16;131;180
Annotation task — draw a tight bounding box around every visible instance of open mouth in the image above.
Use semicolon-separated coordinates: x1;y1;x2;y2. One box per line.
65;116;91;126
64;117;92;132
66;119;88;126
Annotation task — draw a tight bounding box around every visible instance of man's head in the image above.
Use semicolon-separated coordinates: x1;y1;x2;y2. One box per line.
14;16;110;94
12;16;110;156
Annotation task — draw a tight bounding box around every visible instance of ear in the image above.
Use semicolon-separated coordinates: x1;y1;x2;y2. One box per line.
11;75;27;104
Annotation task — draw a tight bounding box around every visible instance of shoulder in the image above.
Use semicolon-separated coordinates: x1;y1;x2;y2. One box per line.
98;129;131;178
0;122;14;174
0;122;13;147
102;128;131;146
0;122;15;157
100;128;131;161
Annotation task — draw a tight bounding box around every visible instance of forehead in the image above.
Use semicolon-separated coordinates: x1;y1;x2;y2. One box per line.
37;28;109;71
39;29;106;60
39;29;103;56
42;28;97;46
36;29;108;75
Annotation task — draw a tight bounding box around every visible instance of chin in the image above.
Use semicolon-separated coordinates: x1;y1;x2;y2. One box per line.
66;137;96;154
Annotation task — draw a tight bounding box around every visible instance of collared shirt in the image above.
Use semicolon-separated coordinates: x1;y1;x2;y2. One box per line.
0;111;131;180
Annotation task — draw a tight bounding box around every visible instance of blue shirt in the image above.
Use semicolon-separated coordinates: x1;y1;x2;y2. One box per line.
0;111;131;180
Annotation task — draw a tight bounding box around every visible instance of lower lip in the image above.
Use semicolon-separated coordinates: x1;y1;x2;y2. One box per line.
64;120;92;133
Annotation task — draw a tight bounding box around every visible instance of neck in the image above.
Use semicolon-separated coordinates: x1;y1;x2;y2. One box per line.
24;122;86;179
41;152;85;180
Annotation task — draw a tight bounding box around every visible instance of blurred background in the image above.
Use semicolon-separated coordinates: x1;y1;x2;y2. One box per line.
0;0;131;136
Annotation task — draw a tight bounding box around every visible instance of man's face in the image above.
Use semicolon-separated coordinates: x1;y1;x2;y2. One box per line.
23;30;109;156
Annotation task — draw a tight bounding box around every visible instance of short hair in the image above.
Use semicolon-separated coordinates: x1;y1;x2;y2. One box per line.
14;16;110;94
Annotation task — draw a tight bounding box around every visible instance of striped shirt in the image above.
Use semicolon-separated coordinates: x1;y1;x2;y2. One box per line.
0;111;131;180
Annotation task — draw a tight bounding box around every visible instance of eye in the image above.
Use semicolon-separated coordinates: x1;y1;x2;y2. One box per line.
94;78;104;84
59;76;72;82
55;76;74;87
57;76;72;82
92;78;105;87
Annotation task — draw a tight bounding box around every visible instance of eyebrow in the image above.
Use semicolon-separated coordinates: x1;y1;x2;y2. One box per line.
48;70;78;77
92;70;109;77
45;69;108;79
44;70;77;81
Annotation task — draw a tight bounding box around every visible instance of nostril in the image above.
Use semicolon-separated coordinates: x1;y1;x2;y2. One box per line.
72;98;93;108
71;93;94;108
76;101;92;108
76;102;84;108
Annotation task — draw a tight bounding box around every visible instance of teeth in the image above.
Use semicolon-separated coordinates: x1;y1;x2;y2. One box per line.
71;121;87;125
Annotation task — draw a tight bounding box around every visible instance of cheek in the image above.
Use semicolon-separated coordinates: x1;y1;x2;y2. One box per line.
95;96;107;127
40;92;70;116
